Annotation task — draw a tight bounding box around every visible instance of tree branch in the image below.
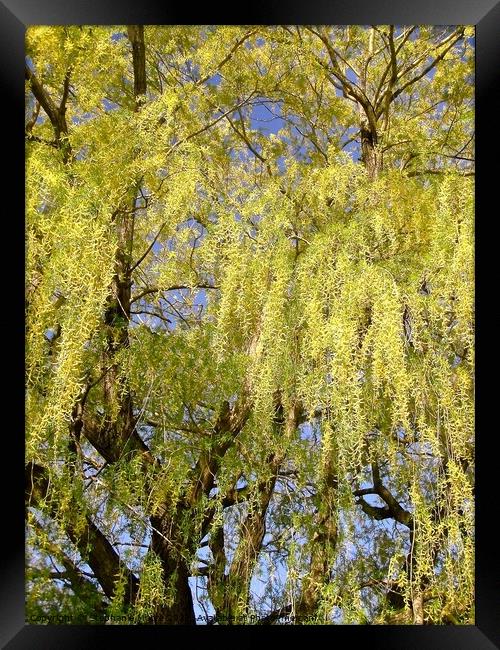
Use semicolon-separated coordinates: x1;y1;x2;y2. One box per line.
127;25;147;106
258;604;293;625
165;92;257;159
26;462;140;606
28;518;108;615
391;28;465;104
25;64;72;161
354;463;413;528
129;222;167;273
131;283;219;304
25;65;60;126
196;29;258;87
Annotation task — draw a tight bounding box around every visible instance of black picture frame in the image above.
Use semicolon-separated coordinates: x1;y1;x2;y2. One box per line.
5;1;499;647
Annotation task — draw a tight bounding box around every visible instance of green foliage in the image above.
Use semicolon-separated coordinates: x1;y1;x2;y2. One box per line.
26;25;474;625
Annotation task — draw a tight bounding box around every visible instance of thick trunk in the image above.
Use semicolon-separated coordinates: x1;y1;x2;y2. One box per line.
412;592;424;625
296;423;339;620
148;504;196;624
213;403;299;624
97;207;137;458
297;474;339;620
220;464;278;623
360;116;382;180
127;26;147;104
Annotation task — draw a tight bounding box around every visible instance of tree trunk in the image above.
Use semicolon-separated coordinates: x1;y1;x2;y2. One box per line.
220;461;278;623
211;403;299;624
148;504;196;624
360;114;382;180
297;471;339;620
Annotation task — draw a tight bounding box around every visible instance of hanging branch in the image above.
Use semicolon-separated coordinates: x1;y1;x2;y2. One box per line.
26;462;140;605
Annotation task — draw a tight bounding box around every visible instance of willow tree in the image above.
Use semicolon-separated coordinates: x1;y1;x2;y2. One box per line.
25;25;474;625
